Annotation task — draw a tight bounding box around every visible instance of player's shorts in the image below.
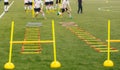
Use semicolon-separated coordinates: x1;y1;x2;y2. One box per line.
4;2;9;5
24;3;29;5
61;8;68;13
56;0;61;4
50;1;53;5
45;2;50;5
28;2;32;5
34;8;41;12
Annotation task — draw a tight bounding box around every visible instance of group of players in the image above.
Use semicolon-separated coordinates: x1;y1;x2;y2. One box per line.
24;0;61;11
3;0;72;19
24;0;72;19
24;0;33;11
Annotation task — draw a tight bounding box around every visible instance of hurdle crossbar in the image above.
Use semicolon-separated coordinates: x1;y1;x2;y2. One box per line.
12;40;54;44
106;40;120;42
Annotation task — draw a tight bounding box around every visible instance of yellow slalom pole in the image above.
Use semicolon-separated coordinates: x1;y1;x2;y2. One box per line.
32;0;35;18
52;20;57;62
103;20;114;67
9;21;14;63
4;21;15;69
50;20;61;68
107;20;110;60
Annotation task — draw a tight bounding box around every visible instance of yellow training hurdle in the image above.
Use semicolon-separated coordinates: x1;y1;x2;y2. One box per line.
4;20;61;69
12;40;54;44
108;40;120;42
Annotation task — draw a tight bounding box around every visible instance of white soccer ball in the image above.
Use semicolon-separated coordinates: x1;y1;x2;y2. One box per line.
57;12;62;15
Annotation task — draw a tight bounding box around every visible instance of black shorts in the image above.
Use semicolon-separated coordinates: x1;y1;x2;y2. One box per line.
45;2;50;5
61;8;68;13
56;0;61;4
28;2;32;5
50;1;53;5
24;3;29;5
4;2;9;5
34;8;41;12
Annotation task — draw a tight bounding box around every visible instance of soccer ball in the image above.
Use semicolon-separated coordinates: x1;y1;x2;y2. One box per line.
57;12;62;15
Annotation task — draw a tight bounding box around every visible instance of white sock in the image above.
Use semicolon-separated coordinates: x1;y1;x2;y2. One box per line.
27;6;30;10
6;6;8;11
24;6;27;10
30;6;32;10
46;6;48;11
42;13;45;17
4;6;6;11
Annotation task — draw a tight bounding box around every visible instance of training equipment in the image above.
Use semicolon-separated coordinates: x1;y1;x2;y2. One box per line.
4;20;61;69
60;22;118;53
21;22;42;54
103;20;114;67
32;0;35;18
4;21;15;69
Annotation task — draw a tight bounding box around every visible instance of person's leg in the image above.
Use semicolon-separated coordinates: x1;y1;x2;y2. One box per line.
6;5;9;11
4;5;7;11
24;3;28;11
29;2;32;10
66;9;72;18
34;8;39;17
80;4;83;13
40;10;47;19
77;3;80;14
4;2;9;12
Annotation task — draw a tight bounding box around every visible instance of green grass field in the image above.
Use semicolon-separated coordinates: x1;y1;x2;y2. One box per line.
0;0;120;70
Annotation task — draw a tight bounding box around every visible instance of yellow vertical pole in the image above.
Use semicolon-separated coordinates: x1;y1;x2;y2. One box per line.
52;20;57;62
4;21;15;69
107;20;110;60
103;20;114;67
9;21;14;63
50;20;61;68
32;0;35;18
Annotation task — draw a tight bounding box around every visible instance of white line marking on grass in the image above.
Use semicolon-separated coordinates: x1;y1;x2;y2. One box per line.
0;12;5;19
98;6;120;12
0;1;14;19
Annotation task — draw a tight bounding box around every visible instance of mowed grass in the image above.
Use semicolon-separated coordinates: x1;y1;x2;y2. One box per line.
0;0;120;70
0;0;4;14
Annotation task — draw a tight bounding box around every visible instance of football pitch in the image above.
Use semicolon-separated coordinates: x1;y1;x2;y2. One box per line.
0;0;120;70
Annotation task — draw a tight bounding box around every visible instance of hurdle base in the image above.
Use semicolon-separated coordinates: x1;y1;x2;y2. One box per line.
4;62;15;69
103;60;114;67
50;61;61;68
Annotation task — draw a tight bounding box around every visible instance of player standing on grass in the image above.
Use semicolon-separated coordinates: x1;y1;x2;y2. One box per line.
4;0;9;12
24;0;29;11
28;0;33;10
34;0;46;19
55;0;61;9
78;0;83;14
58;0;72;18
44;0;50;13
49;0;54;11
